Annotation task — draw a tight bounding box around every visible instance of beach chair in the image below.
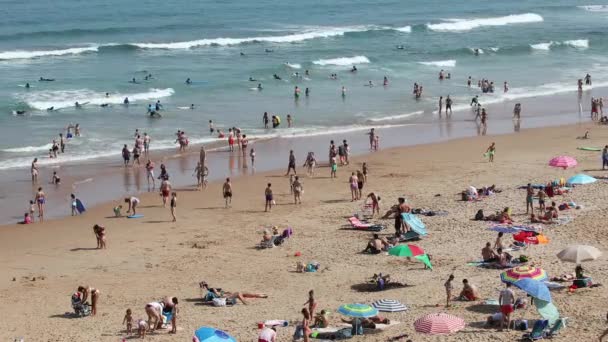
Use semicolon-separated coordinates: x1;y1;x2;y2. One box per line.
522;319;549;341
347;217;385;231
545;318;567;338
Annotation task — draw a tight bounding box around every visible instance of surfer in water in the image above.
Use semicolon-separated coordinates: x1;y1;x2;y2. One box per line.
273;74;282;80
249;77;257;82
25;83;30;88
350;66;358;73
186;78;192;85
130;78;139;84
75;102;81;108
39;77;54;82
257;83;263;90
124;97;130;105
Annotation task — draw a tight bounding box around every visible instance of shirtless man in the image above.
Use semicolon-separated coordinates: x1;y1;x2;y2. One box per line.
482;242;497;262
438;96;443;114
223;178;232;208
31;158;39;183
286;150;297;175
445;95;453;115
364;234;389;254
367;128;376;150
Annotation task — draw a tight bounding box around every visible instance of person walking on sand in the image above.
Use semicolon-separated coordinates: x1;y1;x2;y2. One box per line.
31;158;39;183
35;187;45;222
444;274;454;307
292;176;303;204
286;150;297;175
170;192;177;222
160;177;171;207
93;224;106;249
602;145;608;170
146;159;155;189
223;178;232;208
485;142;495;162
265;183;273;212
349;172;359;201
498;282;515;331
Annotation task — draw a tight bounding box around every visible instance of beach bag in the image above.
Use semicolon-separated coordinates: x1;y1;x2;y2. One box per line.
282;228;293;238
474;209;484;221
273;236;285;246
212;298;227;307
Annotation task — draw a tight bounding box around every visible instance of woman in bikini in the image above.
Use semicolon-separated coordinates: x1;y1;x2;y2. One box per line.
93;224;106;249
35;187;45;222
349;172;359;201
78;285;100;315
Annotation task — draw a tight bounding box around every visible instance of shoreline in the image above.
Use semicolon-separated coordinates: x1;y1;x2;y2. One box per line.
0;84;601;224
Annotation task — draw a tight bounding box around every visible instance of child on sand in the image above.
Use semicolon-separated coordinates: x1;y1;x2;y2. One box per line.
123;309;133;334
265;183;273;212
113;205;122;217
170;192;177;222
137;319;148;338
292;176;303;204
170;297;179;334
250;148;256;167
29;200;35;222
303;290;317;318
22;213;32;224
330;156;337;179
444;274;454;307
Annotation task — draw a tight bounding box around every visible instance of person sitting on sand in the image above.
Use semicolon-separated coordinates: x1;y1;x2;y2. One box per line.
496;248;510;268
341;316;390;329
482;242;498;262
363;234;389;254
199;281;268;305
458;279;480;301
313;310;329;328
499;207;513;224
262;229;273;242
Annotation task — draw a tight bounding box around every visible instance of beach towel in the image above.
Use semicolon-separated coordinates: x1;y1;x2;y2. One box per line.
401;213;427;236
535;299;560;326
346;217;385;231
577;147;601;151
543;281;567;291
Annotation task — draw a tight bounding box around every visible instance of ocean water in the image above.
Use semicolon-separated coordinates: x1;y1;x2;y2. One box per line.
1;0;607;170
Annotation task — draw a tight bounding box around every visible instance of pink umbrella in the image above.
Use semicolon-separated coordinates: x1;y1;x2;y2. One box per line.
548;156;577;169
414;313;465;334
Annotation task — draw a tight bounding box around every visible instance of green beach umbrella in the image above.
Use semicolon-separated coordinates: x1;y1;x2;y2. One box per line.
388;244;432;269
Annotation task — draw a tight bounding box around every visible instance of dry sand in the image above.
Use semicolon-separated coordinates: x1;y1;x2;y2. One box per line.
1;122;608;342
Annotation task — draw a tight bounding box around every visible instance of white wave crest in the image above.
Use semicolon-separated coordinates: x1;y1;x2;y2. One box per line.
367;111;424;123
394;26;412;33
284;63;301;69
19;88;174;110
2;144;52;153
131;26;373;49
427;13;543;32
418;60;456;67
0;46;98;60
530;42;553;50
564;39;589;48
578;5;608;12
531;39;589;50
313;56;370;66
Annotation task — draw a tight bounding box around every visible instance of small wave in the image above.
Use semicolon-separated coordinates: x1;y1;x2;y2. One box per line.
275;123;410;139
531;39;589;50
284;63;301;69
367;111;424;123
419;60;456;67
427;13;543;32
394;26;412;33
489;47;500;52
0;46;98;60
578;5;608;12
18;88;174;110
129;26;373;49
313;56;370;66
2;144;52;153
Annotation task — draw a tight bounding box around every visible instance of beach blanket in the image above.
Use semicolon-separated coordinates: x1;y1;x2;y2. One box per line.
535;299;560;326
488;224;541;234
544;281;567;291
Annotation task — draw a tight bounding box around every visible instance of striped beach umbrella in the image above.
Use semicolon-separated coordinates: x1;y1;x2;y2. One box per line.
193;327;237;342
548;156;577;169
372;299;408;312
337;303;378;318
388;244;433;269
414;313;465;334
500;266;548;283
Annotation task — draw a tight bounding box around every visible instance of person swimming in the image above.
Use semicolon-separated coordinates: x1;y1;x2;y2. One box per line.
46;106;54;111
240;52;245;56
249;77;257;82
25;83;30;88
100;103;109;107
351;66;358;72
190;104;195;109
265;48;273;53
130;78;138;84
75;102;81;108
186;78;192;85
123;97;130;105
39;77;54;82
273;74;281;80
396;45;405;50
14;110;26;115
257;83;263;90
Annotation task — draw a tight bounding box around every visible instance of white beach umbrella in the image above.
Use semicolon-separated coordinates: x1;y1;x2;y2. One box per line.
372;299;408;312
557;245;602;264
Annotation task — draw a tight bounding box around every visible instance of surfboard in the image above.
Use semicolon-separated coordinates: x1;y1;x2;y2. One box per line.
127;214;143;219
76;199;86;213
577;147;601;151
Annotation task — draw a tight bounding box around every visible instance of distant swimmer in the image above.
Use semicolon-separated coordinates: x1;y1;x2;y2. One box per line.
149;111;162;118
474;48;480;56
396;45;405;50
350;66;358;73
124;97;130;105
467;76;472;87
249;77;257;82
257;83;263;90
129;78;139;84
75;102;81;108
365;81;374;87
305;69;310;77
273;74;282;80
305;87;310;96
14;110;26;115
240;52;245;56
265;49;273;53
155;100;162;111
330;73;338;80
47;106;55;111
186;78;192;85
341;86;346;97
25;83;30;88
100;103;109;107
105;92;110;97
39;77;55;82
190;104;195;109
383;76;388;86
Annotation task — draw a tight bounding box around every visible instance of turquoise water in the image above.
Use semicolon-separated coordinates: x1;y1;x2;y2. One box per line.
1;0;607;169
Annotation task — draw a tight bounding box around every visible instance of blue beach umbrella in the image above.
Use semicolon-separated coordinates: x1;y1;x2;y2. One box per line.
193;327;237;342
337;303;378;318
513;278;551;302
567;174;597;185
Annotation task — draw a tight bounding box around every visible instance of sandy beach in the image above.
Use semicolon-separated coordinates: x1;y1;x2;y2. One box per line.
1;121;608;341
